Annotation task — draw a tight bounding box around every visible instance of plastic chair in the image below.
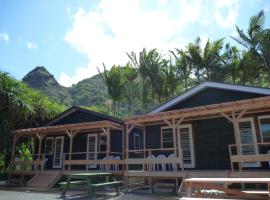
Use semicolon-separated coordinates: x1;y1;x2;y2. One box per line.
148;154;156;171
168;154;177;171
157;154;166;171
100;156;109;171
112;156;121;171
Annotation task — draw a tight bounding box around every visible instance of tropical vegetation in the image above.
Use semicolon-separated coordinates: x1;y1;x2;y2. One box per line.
99;10;270;116
0;72;65;178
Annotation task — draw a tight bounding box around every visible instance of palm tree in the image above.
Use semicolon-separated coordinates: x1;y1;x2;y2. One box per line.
98;64;124;116
170;49;192;90
122;63;138;116
222;44;241;84
185;37;224;82
128;48;164;109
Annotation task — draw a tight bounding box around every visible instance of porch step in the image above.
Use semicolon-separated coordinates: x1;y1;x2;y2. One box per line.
27;170;62;189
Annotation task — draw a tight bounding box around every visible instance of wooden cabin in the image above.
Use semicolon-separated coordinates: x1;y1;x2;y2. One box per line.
7;81;270;191
8;106;125;188
125;82;270;190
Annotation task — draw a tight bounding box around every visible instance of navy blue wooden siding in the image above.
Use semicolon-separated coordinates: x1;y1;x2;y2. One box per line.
145;125;161;149
139;118;234;170
192;117;235;170
49;110;112;126
166;88;266;111
111;130;123;154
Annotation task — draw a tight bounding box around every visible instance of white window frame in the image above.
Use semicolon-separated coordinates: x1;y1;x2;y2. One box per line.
258;115;270;143
238;117;260;168
161;126;174;148
53;136;64;168
133;133;141;150
177;124;195;168
44;137;54;155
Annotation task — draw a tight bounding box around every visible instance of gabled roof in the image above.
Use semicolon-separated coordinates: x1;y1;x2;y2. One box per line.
149;81;270;114
45;106;123;126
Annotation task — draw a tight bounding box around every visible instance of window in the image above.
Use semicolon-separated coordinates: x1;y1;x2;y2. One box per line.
134;133;141;150
44;137;53;154
161;127;173;148
259;116;270;142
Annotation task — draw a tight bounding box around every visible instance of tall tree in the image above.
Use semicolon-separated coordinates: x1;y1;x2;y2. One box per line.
170;49;192;90
98;64;124;116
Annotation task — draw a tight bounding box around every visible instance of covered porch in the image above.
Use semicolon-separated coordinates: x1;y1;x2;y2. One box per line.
125;95;270;177
8;120;125;176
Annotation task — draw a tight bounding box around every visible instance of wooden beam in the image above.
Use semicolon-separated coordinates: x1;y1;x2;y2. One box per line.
220;112;233;122
175;118;184;127
11;135;18;160
127;124;135;134
163;119;174;128
236;109;247;121
107;128;111;157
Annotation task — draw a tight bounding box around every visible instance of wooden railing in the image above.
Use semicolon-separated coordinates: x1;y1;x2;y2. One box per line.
62;151;124;172
229;142;270;170
125;148;183;172
9;153;47;172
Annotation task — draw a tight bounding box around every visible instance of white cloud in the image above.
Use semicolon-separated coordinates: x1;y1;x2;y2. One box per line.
26;42;37;50
0;32;9;44
213;0;239;28
60;0;202;86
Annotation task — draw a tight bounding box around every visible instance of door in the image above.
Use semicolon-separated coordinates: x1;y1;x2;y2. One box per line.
87;134;98;169
177;124;195;168
53;136;64;168
238;118;260;167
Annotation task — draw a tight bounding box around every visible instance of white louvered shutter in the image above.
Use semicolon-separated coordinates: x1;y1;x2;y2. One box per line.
53;136;64;168
238;118;260;167
87;134;97;168
178;124;195;168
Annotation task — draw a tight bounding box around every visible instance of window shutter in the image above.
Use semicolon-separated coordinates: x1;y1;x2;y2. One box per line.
238;118;260;167
178;125;194;168
87;134;97;168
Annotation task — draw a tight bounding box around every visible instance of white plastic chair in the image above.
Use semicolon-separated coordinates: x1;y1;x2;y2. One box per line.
168;154;177;171
106;155;114;171
100;156;110;171
112;156;121;171
148;154;156;171
157;154;166;171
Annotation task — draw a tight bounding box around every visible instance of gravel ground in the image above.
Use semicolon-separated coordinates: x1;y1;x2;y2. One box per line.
0;188;177;200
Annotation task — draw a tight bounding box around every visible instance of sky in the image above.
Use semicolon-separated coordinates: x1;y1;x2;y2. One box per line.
0;0;270;87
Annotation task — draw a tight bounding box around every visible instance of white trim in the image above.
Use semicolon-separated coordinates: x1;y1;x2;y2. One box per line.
150;82;270;113
161;126;173;148
87;134;98;168
53;136;64;168
258;115;270;142
99;133;107;151
44;137;54;155
177;124;195;168
238;117;260;168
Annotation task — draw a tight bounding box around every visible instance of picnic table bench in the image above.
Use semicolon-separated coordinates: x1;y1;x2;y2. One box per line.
60;172;122;198
182;178;270;200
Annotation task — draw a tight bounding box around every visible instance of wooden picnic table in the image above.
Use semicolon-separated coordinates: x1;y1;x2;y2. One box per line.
60;172;121;198
183;177;270;200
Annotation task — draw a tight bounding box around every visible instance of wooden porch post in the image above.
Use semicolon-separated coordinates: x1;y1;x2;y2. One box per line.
65;129;78;170
36;133;45;159
11;134;18;160
221;110;247;170
164;118;184;171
